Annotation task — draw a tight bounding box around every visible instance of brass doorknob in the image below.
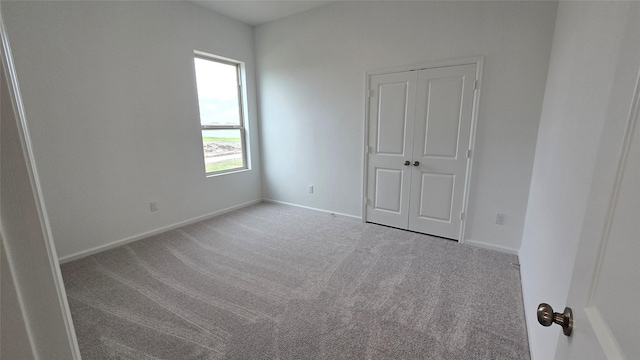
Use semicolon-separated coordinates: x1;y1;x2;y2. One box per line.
413;161;420;166
537;303;573;336
404;161;411;166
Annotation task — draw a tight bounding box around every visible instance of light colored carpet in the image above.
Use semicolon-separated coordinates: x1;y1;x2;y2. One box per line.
61;203;530;359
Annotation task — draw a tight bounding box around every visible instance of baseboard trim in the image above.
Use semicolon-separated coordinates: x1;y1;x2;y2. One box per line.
262;199;362;222
58;199;262;264
518;256;536;360
464;239;519;255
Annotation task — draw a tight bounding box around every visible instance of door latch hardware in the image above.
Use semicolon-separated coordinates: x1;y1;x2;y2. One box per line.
537;303;573;336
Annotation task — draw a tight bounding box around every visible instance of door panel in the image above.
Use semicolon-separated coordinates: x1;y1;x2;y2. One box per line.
423;77;464;158
417;173;455;221
374;169;404;212
409;64;476;239
377;82;410;154
366;71;416;229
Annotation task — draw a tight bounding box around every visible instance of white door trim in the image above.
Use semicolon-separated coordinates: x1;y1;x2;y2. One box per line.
361;56;484;244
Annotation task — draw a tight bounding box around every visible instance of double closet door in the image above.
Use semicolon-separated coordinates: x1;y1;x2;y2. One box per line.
365;63;477;240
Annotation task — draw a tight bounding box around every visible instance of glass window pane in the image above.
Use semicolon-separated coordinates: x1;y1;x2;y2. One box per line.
202;129;244;173
194;58;241;126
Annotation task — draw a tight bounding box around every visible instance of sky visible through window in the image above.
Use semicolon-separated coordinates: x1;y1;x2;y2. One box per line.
194;58;241;127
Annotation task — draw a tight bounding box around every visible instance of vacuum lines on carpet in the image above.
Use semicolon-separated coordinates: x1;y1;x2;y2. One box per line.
61;203;530;359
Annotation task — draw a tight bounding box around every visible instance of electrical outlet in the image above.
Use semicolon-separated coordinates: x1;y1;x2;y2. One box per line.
150;201;158;212
495;213;505;225
308;185;314;194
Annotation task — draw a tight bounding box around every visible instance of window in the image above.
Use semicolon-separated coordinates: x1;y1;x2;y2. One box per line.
193;53;248;175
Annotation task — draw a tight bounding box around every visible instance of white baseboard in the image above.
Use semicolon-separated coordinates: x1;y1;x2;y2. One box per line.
464;239;519;255
262;199;362;222
58;199;262;264
518;256;536;360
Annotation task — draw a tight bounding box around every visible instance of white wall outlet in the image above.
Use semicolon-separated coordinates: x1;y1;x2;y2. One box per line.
495;213;505;225
308;185;314;194
150;201;158;212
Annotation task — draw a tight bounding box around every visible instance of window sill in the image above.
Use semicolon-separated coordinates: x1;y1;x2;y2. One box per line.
205;167;250;178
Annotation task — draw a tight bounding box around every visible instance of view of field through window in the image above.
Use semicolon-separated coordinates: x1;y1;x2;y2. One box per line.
202;129;243;173
194;56;245;174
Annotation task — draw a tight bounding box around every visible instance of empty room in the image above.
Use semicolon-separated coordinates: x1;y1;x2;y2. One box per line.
1;1;638;359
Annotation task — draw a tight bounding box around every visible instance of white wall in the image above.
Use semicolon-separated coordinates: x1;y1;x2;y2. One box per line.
3;1;262;259
255;1;557;252
519;2;635;359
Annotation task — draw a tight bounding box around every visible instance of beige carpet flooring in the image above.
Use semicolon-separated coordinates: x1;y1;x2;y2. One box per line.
61;202;530;359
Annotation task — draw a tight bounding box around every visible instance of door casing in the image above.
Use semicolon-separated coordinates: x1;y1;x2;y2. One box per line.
361;56;484;243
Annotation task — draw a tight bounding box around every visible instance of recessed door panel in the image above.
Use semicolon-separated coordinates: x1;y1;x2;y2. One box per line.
423;77;464;158
377;83;409;155
418;173;454;221
374;168;403;213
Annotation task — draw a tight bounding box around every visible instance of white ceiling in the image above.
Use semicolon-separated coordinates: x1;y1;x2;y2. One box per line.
191;1;336;26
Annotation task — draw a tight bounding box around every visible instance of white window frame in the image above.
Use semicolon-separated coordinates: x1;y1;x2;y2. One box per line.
193;51;249;176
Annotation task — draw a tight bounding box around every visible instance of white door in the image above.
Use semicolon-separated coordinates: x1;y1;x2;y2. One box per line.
365;63;477;240
409;64;476;239
365;71;416;229
555;82;640;360
1;15;80;358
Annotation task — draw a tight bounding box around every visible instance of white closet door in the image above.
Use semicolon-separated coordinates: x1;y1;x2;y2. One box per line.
365;71;416;229
408;64;476;239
